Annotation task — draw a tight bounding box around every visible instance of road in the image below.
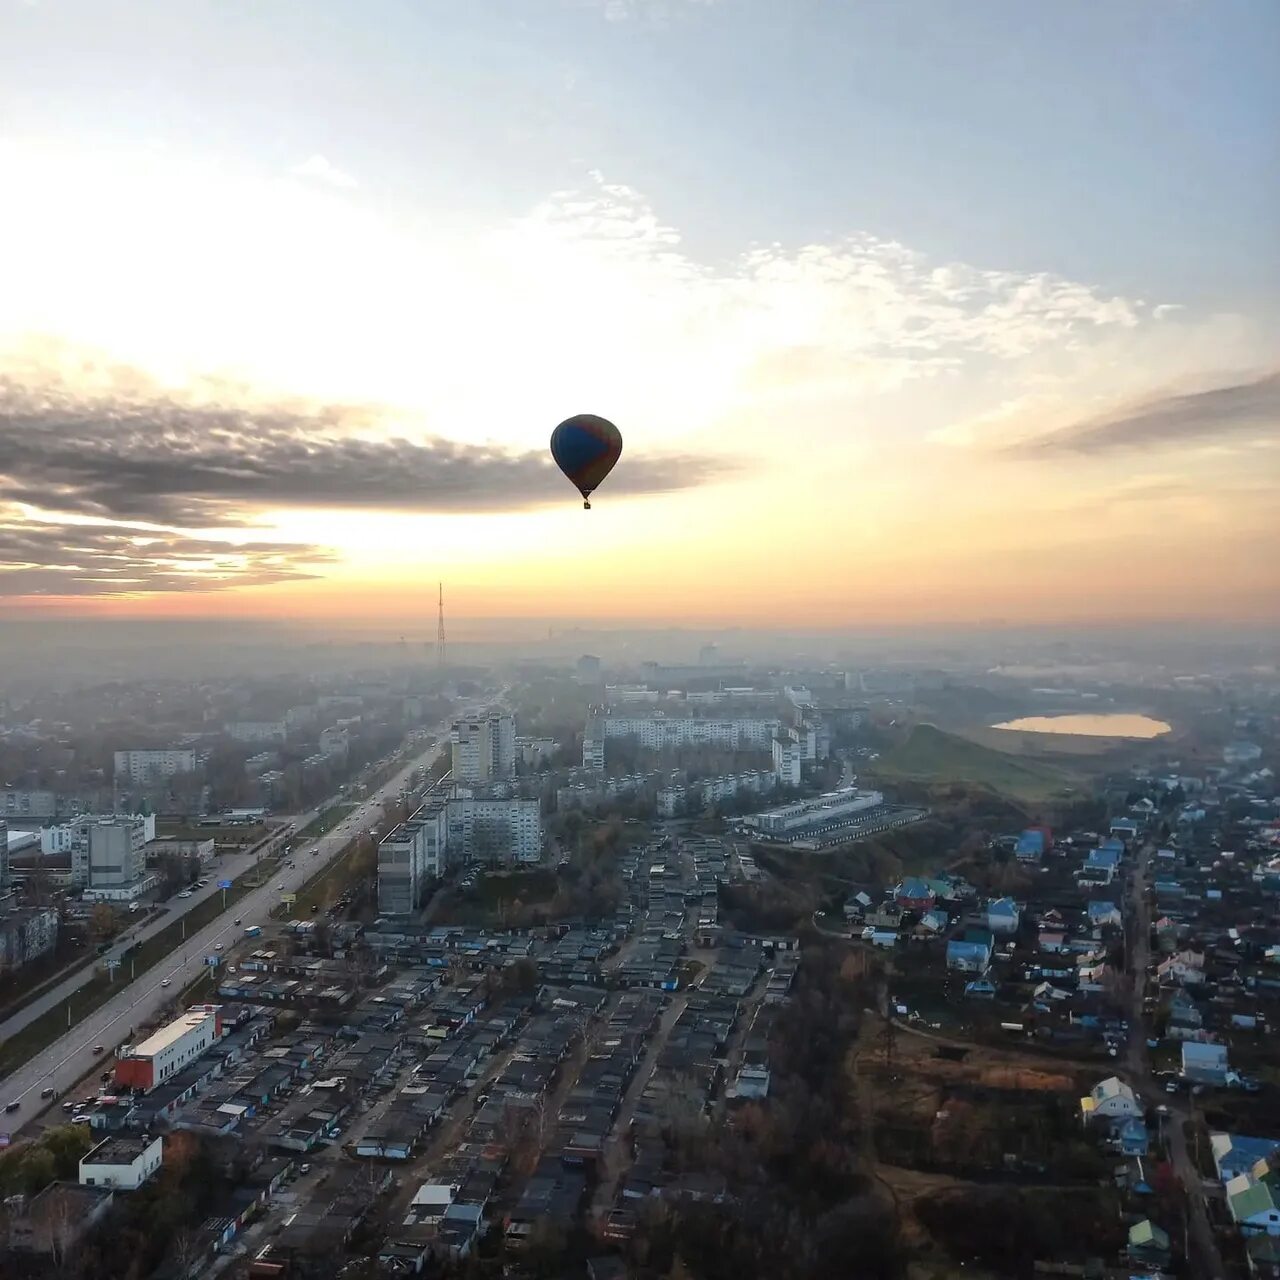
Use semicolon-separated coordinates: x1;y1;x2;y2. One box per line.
1124;841;1224;1280
0;825;294;1048
0;737;446;1131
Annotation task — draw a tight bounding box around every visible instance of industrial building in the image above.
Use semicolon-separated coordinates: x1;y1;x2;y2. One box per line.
79;1135;164;1191
114;1007;222;1093
743;787;886;837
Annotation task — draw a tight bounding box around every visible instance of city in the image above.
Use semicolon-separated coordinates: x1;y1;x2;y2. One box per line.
0;635;1277;1279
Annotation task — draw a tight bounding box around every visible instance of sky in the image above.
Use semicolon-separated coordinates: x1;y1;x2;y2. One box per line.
0;0;1277;628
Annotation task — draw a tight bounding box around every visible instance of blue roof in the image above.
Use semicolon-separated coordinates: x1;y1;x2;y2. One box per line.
897;877;933;898
1087;847;1122;868
988;897;1018;916
948;938;992;959
1016;830;1045;854
1088;901;1119;920
1099;836;1125;853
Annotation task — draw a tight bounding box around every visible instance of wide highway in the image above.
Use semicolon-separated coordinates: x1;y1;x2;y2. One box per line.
0;734;446;1135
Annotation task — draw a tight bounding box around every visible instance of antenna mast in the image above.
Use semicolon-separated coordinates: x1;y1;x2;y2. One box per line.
437;582;446;667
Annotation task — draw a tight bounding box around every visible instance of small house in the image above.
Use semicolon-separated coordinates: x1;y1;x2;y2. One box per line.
1182;1041;1229;1086
985;897;1020;935
1080;1076;1142;1125
894;878;936;912
1228;1174;1280;1235
1127;1219;1171;1268
947;935;993;975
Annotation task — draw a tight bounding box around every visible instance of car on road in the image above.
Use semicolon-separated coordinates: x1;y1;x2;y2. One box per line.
40;1087;55;1099
177;890;192;898
214;943;224;951
277;883;284;891
91;1044;105;1055
234;918;242;926
161;979;171;987
4;1101;19;1113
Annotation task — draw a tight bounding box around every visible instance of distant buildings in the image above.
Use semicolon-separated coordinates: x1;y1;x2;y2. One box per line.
771;733;804;786
575;654;602;685
1223;741;1263;766
656;770;776;818
226;721;287;745
2;788;58;820
451;712;516;785
113;749;197;784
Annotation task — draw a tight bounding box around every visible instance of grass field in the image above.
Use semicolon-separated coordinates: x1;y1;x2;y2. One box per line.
872;724;1080;804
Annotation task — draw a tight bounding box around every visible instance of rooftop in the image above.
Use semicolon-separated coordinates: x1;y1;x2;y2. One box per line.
83;1135;160;1165
129;1008;217;1060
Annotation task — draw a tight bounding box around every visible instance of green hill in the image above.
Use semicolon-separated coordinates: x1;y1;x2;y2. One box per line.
872;723;1077;804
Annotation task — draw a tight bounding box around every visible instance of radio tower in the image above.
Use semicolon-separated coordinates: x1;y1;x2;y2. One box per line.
436;582;447;667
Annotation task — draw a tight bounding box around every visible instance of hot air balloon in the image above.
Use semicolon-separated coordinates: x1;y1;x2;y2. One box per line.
550;414;622;510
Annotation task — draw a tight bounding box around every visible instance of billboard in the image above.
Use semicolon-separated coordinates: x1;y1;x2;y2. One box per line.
217;879;232;890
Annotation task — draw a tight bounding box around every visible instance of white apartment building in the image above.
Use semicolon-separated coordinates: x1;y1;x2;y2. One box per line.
377;799;449;915
451;713;516;785
2;789;58;819
657;769;776;818
79;1135;164;1191
446;796;541;865
113;749;197;784
587;714;780;755
772;735;804;787
225;721;287;744
57;813;156;888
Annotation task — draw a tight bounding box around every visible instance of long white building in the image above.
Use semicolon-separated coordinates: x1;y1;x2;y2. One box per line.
583;713;780;767
113;749;197;784
744;787;885;837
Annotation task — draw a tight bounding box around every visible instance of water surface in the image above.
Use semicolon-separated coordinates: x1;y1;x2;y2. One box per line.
991;713;1171;739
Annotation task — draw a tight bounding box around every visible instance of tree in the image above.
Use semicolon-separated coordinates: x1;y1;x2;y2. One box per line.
88;904;120;943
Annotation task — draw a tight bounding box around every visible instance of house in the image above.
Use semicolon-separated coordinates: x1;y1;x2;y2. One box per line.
1118;1116;1150;1156
1127;1219;1171;1268
842;891;872;922
78;1135;164;1190
894;878;936;912
8;1182;115;1256
1247;1234;1280;1279
1082;846;1122;883
918;909;948;935
1212;1134;1280;1183
1086;901;1122;930
985;897;1020;935
1110;817;1140;840
1158;949;1206;987
1015;830;1046;862
964;978;997;999
1080;1076;1142;1125
1228;1173;1280;1235
947;934;993;975
869;929;898;949
1182;1041;1229;1086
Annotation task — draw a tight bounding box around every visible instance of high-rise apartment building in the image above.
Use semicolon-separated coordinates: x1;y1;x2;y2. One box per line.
451;712;516;785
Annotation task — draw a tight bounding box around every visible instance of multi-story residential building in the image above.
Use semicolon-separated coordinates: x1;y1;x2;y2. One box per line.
772;733;804;787
1;789;59;820
377;799;448;915
225;721;287;745
84;816;158;900
575;654;602;684
113;749;197;784
516;736;559;768
451;713;516;785
446;796;541;865
0;906;59;972
57;814;156;888
657;769;776;818
318;726;350;760
585;712;780;758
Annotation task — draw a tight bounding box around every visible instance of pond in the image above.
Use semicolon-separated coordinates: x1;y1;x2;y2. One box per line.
990;713;1171;739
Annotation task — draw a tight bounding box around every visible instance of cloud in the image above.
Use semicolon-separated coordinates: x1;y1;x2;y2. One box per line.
0;515;331;597
0;362;732;528
290;154;359;190
575;0;721;23
1003;370;1280;457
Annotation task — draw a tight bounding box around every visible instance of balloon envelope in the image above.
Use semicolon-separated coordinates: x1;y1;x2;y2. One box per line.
550;414;622;508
